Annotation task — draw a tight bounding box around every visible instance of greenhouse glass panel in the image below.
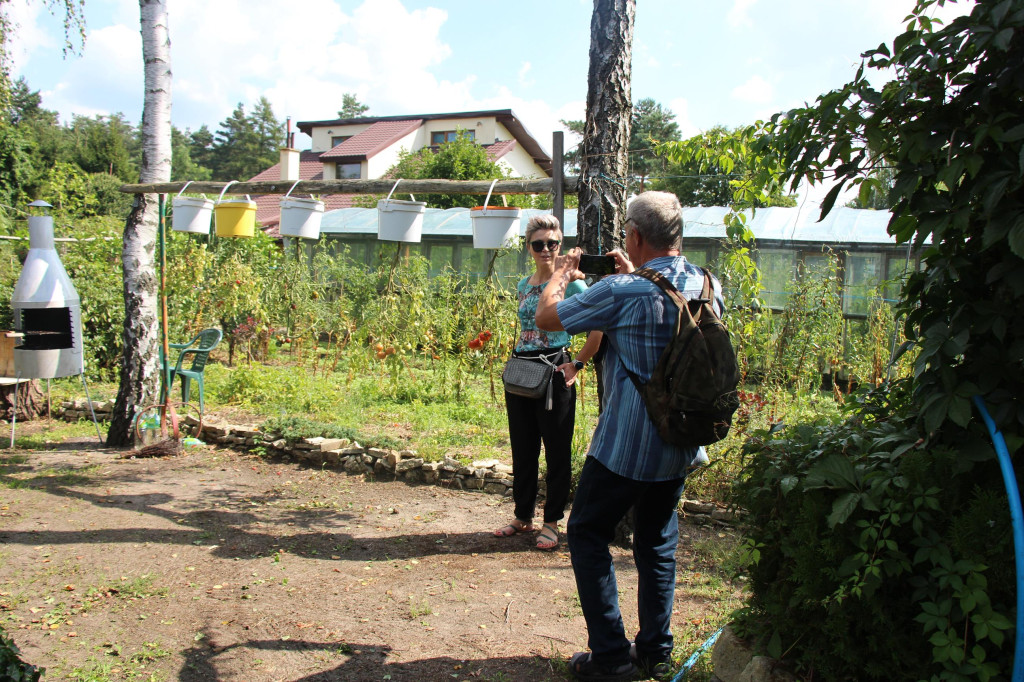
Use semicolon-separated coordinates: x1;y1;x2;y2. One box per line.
758;249;796;310
844;253;883;315
494;248;526;277
460;245;490;279
428;245;454;276
682;249;707;266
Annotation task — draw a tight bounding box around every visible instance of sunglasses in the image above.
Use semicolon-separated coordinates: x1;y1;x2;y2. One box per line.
530;239;561;253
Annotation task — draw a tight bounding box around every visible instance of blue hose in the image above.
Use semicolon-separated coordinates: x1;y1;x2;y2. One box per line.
670;625;724;682
972;395;1024;682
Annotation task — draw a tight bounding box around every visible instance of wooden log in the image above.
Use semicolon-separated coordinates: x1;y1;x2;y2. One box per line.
0;380;48;421
118;177;580;196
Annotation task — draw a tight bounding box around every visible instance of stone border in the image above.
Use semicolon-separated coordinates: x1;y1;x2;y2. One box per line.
58;401;739;525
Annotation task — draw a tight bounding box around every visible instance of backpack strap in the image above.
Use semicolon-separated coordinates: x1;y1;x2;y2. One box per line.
623;266;709;393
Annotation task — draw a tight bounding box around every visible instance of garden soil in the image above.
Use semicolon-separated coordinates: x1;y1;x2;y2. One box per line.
0;420;735;681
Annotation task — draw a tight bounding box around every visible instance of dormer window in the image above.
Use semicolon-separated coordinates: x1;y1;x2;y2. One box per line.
431;130;474;145
331;135;352;147
337;163;360;179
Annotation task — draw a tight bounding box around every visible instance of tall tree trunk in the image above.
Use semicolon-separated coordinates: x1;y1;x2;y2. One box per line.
580;0;635;548
107;0;171;445
577;0;634;255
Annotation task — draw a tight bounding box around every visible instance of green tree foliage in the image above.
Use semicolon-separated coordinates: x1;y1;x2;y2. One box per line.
171;126;211;181
211;98;283;181
726;1;1023;678
66;113;138;181
628;97;679;190
656;126;797;209
562;98;682;186
337;92;369;119
187;124;216;173
384;130;507;209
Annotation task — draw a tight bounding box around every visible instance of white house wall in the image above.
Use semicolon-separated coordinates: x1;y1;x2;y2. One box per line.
367;128;420;178
499;140;546;178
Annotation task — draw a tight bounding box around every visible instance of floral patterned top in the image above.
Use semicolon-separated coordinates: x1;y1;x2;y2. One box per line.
514;276;587;352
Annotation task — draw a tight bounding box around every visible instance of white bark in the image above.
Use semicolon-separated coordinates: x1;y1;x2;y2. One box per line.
108;0;171;445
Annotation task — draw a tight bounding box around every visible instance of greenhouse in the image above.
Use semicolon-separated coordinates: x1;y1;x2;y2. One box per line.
305;204;927;318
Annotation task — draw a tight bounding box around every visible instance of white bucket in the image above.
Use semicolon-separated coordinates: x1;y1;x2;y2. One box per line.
172;196;213;234
471;206;521;249
280;197;324;240
377;199;425;243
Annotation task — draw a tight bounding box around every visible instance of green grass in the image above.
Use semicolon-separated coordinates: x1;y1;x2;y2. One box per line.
11;420;100;450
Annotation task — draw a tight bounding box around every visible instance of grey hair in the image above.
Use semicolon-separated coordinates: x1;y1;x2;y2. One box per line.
625;191;682;250
525;214;562;242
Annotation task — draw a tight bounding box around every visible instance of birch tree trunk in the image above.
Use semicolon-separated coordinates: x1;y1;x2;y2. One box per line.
107;0;171;445
577;0;634;255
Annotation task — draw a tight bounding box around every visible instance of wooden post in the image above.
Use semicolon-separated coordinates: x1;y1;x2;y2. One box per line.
553;131;565;232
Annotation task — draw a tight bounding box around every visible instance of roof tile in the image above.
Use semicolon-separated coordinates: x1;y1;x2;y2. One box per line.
320;119;423;160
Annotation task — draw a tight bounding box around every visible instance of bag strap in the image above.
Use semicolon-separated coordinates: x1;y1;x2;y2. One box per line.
624;266;711;394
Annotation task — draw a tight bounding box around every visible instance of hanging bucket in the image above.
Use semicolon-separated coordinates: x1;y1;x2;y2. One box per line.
471;179;521;249
279;180;323;240
377;179;425;243
171;181;213;234
214;182;256;238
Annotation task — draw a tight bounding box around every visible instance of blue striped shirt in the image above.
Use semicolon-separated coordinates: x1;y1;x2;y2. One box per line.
556;256;725;481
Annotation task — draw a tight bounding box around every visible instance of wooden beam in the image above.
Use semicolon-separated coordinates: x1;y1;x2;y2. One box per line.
552;131;565;230
119;177;580;196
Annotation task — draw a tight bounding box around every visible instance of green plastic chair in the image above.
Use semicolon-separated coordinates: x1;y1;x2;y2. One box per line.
162;328;222;415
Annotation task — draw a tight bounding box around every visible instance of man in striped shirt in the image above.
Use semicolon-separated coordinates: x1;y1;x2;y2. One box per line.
536;191;724;682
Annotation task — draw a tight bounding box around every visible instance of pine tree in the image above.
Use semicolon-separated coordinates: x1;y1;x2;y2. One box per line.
338;93;369;119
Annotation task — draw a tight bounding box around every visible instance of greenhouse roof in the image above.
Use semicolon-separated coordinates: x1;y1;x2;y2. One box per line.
319;205;919;246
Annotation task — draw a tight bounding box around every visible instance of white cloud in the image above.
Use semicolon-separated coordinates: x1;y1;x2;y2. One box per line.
727;0;759;29
39;23;142;124
518;62;534;88
731;75;775;105
667;97;699;139
5;1;58;77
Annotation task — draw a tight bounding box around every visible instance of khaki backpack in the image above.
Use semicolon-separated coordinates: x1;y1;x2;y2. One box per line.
624;267;741;448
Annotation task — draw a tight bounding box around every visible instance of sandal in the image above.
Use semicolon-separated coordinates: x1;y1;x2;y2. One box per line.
536;522;559;550
568;651;637;681
493;519;534;537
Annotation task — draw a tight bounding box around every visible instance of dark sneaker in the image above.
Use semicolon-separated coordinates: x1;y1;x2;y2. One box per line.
569;651;638;681
629;643;674;681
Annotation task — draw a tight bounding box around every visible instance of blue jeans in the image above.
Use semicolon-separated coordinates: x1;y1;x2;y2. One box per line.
567;457;687;667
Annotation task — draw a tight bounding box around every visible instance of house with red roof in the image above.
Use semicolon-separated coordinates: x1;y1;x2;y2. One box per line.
249;109;552;233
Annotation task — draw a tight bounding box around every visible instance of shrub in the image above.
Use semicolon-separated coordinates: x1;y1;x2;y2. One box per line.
0;627;43;681
732;382;1014;680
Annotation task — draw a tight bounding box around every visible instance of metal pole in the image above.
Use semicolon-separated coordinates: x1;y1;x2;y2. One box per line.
80;374;104;445
9;374;20;448
159;194;171;437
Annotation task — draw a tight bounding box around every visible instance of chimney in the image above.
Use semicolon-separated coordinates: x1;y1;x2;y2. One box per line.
280;116;299;181
280;147;299;182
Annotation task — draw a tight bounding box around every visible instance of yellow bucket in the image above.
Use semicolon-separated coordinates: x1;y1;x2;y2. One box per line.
214;198;256;238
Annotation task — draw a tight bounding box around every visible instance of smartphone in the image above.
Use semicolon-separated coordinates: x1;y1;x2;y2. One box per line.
578;253;617;276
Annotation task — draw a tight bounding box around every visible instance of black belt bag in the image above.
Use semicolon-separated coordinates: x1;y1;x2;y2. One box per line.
502;350;565;410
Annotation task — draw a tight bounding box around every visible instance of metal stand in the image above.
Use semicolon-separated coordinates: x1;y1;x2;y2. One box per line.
6;373;103;448
80;374;104;445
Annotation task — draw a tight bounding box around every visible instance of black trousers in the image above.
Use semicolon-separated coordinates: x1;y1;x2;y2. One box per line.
504;349;575;524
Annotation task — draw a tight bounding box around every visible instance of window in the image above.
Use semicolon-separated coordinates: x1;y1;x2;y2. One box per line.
331;135;351;147
757;249;796;310
337;163;361;179
430;130;474;145
844;253;883;316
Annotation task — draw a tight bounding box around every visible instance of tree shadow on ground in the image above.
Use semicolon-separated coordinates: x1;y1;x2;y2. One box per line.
177;633;564;682
0;455;546;563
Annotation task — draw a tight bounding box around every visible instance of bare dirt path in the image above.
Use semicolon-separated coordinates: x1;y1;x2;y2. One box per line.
0;432;737;681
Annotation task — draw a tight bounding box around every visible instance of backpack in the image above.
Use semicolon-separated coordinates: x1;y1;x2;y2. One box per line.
624;266;740;448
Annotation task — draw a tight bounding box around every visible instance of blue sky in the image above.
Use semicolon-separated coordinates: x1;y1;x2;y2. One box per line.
8;0;971;184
